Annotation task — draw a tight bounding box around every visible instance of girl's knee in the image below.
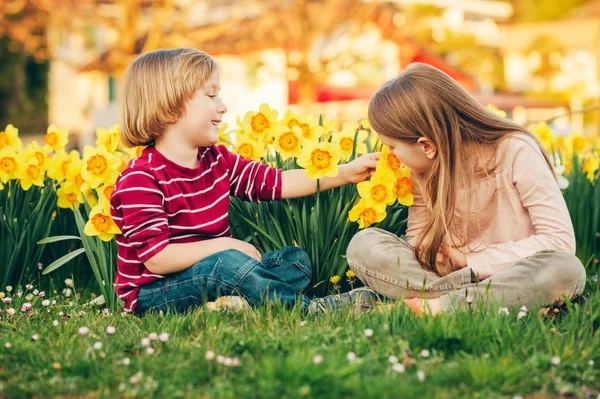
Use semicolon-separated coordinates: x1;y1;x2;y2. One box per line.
538;251;586;300
347;228;388;264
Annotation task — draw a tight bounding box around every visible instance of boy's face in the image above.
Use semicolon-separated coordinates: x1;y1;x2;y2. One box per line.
178;71;227;147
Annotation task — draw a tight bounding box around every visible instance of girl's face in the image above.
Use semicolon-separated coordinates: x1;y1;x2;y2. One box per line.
377;134;435;174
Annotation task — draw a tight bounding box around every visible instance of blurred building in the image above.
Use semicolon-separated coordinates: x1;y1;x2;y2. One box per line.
500;0;600;134
47;0;528;146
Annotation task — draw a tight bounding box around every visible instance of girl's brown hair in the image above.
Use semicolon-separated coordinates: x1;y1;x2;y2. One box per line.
368;63;554;274
121;48;219;147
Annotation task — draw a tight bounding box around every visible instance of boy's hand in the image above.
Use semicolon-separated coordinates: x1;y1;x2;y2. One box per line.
340;153;380;184
221;238;262;262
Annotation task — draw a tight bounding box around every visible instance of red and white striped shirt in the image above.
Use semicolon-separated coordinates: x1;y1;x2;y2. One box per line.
110;145;282;312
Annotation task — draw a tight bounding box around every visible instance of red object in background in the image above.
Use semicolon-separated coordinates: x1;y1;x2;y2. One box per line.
287;50;477;104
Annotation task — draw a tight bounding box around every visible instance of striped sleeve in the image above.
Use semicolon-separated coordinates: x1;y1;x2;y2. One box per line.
111;168;170;262
217;145;283;202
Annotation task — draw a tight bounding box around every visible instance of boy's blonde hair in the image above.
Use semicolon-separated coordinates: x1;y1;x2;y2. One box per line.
121;48;219;147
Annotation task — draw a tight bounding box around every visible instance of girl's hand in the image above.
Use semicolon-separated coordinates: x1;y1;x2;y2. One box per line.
435;234;467;275
340;153;380;184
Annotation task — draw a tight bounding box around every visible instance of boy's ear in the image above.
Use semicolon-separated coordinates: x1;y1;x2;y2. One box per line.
417;137;437;160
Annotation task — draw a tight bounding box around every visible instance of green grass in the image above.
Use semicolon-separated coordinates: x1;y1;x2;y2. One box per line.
0;277;599;399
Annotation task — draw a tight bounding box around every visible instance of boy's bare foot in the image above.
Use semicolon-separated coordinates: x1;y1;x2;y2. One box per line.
206;296;249;312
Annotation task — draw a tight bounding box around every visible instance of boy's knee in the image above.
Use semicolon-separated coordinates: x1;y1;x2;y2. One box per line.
279;246;311;268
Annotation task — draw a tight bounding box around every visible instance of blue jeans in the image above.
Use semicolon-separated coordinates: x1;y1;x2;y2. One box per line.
135;246;312;314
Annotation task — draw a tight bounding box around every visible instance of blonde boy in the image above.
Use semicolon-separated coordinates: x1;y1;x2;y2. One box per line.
111;48;379;313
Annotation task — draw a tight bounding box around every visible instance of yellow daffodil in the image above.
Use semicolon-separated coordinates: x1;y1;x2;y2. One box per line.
349;198;386;229
84;202;121;241
377;146;402;173
123;145;146;160
56;184;83;209
23;141;48;169
329;275;341;285
0;146;21;183
333;122;367;160
47;150;81;182
357;171;397;206
217;122;233;147
81;146;121;189
394;166;414;206
44;124;69;152
243;103;287;145
235;133;263;162
297;141;341;180
62;157;85;194
18;157;45;191
274;126;305;160
570;133;587;153
314;114;338;142
96;125;121;153
582;152;599;183
96;184;114;203
346;270;356;279
81;182;98;207
530;122;553;152
283;111;324;142
0;124;22;150
487;104;507;118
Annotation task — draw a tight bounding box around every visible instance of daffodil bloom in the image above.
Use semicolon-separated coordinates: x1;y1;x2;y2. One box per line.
97;184;115;202
81;146;121;189
283;111;324;142
62;158;85;194
217;122;233;147
235;133;263;161
23;141;47;169
44;124;69;152
357;171;397;205
330;275;341;284
334;122;367;160
47;150;80;182
84;202;121;241
570;133;587;153
345;270;355;279
582;152;599;183
81;182;98;207
297;141;341;180
56;184;83;209
274;126;305;160
123;145;146;160
349;198;386;229
313;114;338;141
0;146;21;183
394;166;414;206
0;124;22;150
530;122;553;152
243;103;287;145
18;157;45;191
96;125;121;153
376;146;402;173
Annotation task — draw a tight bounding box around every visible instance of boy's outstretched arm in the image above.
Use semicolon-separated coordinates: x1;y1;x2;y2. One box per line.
281;153;379;199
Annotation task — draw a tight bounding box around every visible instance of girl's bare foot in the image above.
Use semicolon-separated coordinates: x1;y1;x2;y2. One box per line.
403;297;444;316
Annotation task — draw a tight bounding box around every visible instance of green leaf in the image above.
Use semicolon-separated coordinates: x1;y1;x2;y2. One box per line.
42;248;86;275
37;235;82;244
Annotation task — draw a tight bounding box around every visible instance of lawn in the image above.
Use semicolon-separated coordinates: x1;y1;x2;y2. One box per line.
0;277;598;399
